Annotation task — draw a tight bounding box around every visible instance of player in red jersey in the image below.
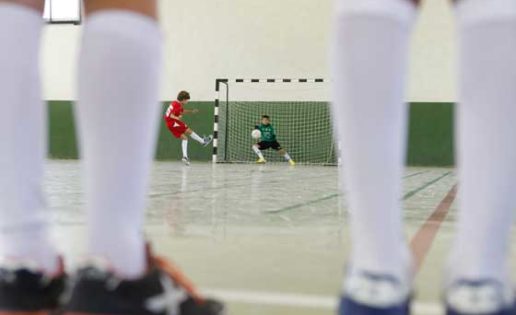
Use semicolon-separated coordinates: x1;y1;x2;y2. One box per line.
165;90;213;165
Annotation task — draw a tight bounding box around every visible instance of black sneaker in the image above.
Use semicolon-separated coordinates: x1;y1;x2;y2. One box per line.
64;251;224;315
0;258;66;314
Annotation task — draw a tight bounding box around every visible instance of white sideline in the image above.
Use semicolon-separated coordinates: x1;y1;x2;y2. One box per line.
202;288;444;315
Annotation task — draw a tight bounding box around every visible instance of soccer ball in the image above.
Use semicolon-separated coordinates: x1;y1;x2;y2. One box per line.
251;129;261;139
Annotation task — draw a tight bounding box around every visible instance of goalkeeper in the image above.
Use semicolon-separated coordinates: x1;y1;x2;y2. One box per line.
252;115;295;165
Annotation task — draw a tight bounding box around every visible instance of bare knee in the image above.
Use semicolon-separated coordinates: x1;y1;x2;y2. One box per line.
84;0;157;19
0;0;45;13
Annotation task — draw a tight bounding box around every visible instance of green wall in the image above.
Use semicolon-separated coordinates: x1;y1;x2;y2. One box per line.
47;101;455;166
407;102;454;166
48;101;79;159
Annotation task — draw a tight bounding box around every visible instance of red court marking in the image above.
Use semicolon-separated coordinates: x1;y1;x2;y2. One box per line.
410;184;457;273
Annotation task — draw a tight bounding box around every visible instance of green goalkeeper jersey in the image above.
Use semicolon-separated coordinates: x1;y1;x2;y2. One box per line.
256;124;276;142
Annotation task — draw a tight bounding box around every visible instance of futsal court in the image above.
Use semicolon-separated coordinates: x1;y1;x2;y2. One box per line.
45;160;512;315
1;0;509;314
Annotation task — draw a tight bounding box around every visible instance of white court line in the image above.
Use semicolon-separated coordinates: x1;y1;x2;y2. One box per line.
202;288;444;315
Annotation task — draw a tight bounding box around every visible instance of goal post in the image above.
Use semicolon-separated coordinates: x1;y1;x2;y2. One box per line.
212;78;337;165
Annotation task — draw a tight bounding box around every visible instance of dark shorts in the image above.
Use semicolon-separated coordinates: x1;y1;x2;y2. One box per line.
257;141;282;151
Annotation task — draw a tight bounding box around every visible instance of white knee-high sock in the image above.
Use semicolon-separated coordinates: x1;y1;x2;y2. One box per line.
182;140;188;158
78;11;162;278
332;0;416;279
0;4;57;272
189;131;204;144
449;0;516;283
283;152;291;161
252;145;264;159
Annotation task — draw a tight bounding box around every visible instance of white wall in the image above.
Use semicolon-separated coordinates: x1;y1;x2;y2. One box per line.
41;0;457;102
409;0;457;102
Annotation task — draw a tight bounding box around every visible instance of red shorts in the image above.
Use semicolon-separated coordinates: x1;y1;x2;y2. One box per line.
167;119;188;138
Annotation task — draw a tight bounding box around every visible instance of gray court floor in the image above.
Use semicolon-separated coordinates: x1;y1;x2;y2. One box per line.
43;160;516;315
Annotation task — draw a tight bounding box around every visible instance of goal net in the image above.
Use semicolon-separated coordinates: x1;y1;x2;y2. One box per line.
212;78;337;165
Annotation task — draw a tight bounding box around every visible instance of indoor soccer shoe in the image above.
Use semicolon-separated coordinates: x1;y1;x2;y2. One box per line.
445;279;514;315
64;251;225;315
0;258;66;314
256;158;266;164
202;135;213;147
339;271;411;315
182;157;191;166
288;159;296;166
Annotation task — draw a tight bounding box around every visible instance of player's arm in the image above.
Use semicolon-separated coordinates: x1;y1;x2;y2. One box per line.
183;109;199;114
270;125;277;137
167;109;181;120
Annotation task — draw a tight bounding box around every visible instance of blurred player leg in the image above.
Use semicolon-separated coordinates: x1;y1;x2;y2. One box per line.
0;0;66;313
331;0;417;313
278;149;295;165
0;0;58;272
446;1;516;314
252;144;266;163
77;0;161;279
65;1;223;314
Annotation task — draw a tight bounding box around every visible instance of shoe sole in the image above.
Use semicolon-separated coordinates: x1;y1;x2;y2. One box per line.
340;296;410;315
0;311;54;315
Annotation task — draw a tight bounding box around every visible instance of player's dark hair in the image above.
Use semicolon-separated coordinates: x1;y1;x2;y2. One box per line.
262;115;270;119
177;91;191;101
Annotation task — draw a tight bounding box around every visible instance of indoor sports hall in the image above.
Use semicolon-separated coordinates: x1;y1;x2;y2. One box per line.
5;0;516;315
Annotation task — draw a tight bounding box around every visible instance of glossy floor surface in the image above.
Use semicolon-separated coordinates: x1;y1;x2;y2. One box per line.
45;160;515;315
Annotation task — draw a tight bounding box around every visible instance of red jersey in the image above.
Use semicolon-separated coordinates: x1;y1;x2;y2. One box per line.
164;101;183;126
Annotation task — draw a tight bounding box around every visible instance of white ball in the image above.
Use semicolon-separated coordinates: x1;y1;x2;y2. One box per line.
251;129;261;139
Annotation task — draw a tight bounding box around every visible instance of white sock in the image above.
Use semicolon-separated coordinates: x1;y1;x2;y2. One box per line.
448;0;516;284
78;11;162;278
252;145;264;159
331;0;416;279
189;131;204;144
0;4;57;273
283;152;292;161
182;140;188;158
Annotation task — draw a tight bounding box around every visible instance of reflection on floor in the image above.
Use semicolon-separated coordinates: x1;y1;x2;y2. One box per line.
45;160;511;315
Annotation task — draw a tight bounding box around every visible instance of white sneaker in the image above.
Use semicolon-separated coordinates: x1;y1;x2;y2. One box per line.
342;270;411;309
203;135;213;147
445;279;515;315
182;157;190;166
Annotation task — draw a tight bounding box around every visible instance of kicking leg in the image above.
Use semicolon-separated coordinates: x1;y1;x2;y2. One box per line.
446;1;516;313
331;0;417;312
184;128;204;144
185;128;212;146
